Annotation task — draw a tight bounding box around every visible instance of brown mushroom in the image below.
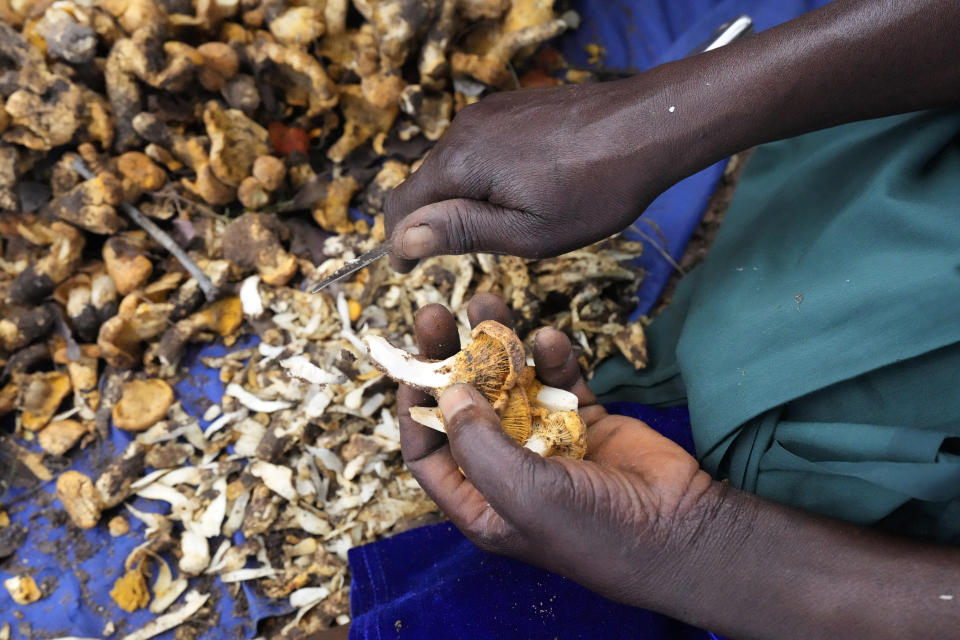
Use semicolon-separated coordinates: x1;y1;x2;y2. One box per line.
252;155;286;192
8;222;85;304
20;370;72;431
0;304;55;351
38;419;89;456
223;214;298;286
196;42;240;92
203;100;269;188
53;343;100;420
103;235;153;296
56;470;103;529
116;151;167;193
237;176;270;210
112;378;174;431
46;173;125;235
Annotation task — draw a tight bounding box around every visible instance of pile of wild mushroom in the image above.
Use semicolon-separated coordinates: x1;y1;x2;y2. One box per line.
0;0;648;636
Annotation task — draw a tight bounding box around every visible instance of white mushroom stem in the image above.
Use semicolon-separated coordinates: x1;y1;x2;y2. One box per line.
221;567;277;582
281;356;344;385
225;383;293;412
119;590;210;640
408;406;445;433
536;387;579;412
178;530;210;575
239;275;263;317
524;437;549;456
250;460;298;502
363;334;452;389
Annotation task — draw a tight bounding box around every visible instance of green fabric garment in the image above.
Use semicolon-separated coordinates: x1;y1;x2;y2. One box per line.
591;109;960;542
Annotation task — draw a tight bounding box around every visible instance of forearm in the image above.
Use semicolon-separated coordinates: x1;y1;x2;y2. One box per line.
647;482;960;639
625;0;960;182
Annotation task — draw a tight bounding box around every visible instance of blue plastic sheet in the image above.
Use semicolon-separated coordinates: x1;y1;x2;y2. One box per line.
0;338;292;639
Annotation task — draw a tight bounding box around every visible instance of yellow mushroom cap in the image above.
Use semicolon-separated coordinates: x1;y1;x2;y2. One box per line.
113;378;174;432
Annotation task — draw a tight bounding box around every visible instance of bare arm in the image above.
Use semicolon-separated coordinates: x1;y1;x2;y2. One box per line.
385;0;960;270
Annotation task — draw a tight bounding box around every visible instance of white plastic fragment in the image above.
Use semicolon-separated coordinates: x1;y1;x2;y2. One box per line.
225;384;294;412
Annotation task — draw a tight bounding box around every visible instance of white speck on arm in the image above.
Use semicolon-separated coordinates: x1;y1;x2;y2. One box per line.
668;105;676;113
940;594;954;601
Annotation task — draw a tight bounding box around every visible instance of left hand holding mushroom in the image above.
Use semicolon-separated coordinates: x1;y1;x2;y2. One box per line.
400;296;960;639
397;294;715;609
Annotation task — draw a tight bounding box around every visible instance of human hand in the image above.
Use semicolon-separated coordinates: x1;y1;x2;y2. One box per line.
397;293;719;607
384;78;687;273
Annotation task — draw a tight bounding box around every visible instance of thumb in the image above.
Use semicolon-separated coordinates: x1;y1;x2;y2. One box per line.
391;198;543;261
439;384;564;524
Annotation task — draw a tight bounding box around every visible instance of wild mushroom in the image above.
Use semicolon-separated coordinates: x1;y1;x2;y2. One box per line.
0;304;55;352
196;42;240;92
112;378;175;432
246;38;337;117
311;173;359;233
147;297;243;375
103;234;153;295
327;85;398;163
116;151;167;194
365;320;525;410
56;469;103;529
451;8;578;88
20;370;72;431
366;321;587;459
269;6;325;46
38;419;90;456
53;344;100;420
45;173;125;235
203;100;269;188
223;214;298;286
7;222;85;304
3;575;42;605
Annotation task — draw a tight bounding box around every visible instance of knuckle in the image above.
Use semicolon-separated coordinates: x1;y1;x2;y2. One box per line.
441;200;477;255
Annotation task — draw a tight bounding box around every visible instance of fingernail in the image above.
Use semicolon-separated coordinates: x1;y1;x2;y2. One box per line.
400;225;436;259
439;384;475;424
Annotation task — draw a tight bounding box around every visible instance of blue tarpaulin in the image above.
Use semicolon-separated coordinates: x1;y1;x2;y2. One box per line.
1;1;829;638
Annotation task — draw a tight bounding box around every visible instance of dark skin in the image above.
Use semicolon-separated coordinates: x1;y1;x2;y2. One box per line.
401;296;960;639
380;0;960;637
385;0;960;271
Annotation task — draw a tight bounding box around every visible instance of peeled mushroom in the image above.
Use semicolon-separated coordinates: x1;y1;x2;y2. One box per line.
361;320;587;459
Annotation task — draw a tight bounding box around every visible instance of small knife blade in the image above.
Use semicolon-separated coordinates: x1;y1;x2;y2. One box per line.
311;241;393;293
